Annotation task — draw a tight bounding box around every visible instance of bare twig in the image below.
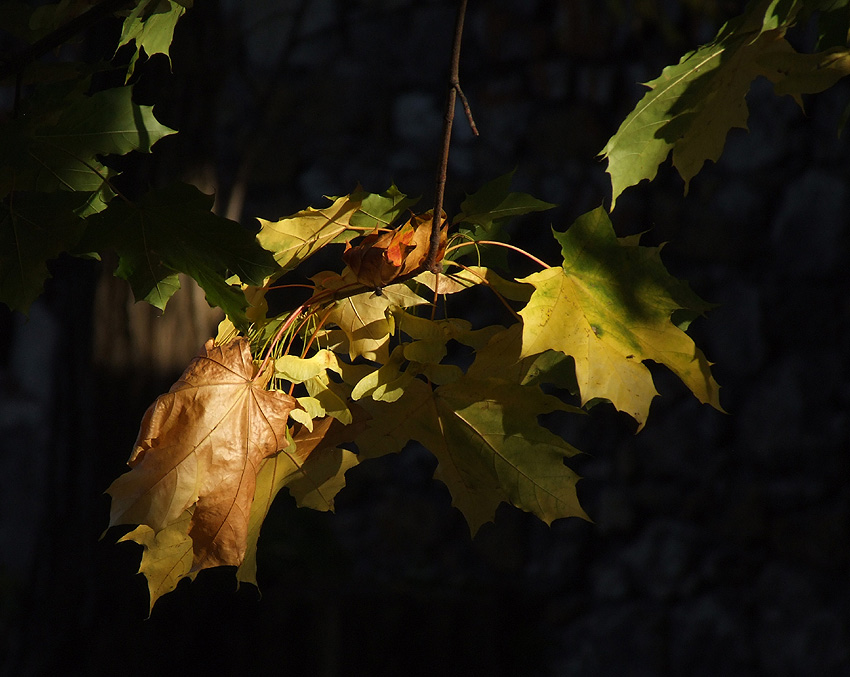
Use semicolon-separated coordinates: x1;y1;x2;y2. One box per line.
425;0;474;273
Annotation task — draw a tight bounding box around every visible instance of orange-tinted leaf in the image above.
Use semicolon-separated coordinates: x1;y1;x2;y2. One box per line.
343;212;446;289
107;338;297;571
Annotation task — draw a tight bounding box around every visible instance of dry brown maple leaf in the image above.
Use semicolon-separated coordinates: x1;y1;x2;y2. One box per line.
106;337;297;571
343;212;446;289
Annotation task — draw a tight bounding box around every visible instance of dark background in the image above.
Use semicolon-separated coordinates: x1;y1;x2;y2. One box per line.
2;1;849;674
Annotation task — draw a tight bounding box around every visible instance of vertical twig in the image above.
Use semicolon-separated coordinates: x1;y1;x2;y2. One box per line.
425;0;476;273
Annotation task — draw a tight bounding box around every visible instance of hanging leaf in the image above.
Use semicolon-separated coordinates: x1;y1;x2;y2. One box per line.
237;417;362;587
0;192;87;312
257;194;361;273
518;207;722;429
118;0;188;82
106;338;297;571
356;377;587;535
84;182;278;324
118;508;196;615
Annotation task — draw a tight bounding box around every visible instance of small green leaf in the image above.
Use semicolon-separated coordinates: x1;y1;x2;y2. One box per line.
118;0;188;82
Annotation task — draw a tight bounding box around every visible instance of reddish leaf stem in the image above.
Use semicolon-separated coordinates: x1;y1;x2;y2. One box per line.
445;239;552;269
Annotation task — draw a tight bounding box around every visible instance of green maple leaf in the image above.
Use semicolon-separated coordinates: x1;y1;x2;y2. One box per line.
602;0;850;206
449;171;555;268
84;182;277;323
349;183;419;230
356;377;587;535
117;0;188;81
257;195;362;273
0;86;175;196
0;192;87;312
518;207;722;430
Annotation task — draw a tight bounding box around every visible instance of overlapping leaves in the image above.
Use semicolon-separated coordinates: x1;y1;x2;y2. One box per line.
602;0;850;206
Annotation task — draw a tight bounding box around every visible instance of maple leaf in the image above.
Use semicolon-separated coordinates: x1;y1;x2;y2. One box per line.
237;417;361;587
83;182;277;324
117;0;188;82
349;183;419;230
0;192;86;313
600;6;799;207
312;269;428;362
107;338;297;571
356;377;587;535
118;508;195;615
343;212;447;289
257;194;361;273
518;207;721;430
0;86;174;197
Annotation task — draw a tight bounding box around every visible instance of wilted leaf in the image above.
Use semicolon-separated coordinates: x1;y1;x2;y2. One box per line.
257;195;361;273
356;377;587;535
107;338;297;571
343;212;447;289
519;207;721;429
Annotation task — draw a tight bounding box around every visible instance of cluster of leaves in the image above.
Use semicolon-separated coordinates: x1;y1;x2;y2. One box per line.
1;0;849;612
104;177;722;611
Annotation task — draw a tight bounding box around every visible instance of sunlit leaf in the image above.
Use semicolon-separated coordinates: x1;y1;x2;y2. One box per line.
356;377;587;535
519;208;721;429
107;338;296;571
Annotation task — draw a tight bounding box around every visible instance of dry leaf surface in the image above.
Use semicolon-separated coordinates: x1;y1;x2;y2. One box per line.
107;337;296;570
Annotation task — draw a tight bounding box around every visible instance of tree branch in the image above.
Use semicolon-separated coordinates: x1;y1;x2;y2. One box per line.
425;0;474;273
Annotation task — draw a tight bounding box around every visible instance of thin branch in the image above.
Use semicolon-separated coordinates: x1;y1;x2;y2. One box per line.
425;0;472;273
0;0;134;82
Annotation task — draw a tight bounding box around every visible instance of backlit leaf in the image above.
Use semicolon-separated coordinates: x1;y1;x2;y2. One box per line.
107;338;297;571
118;508;195;615
118;0;188;81
356;377;587;535
601;2;795;207
518;207;721;429
257;195;361;273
